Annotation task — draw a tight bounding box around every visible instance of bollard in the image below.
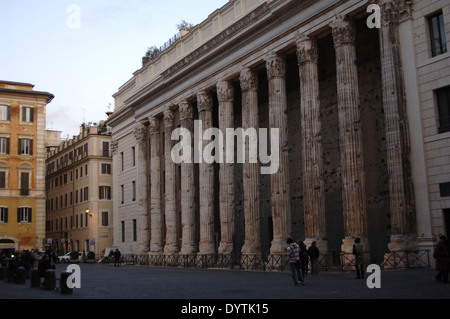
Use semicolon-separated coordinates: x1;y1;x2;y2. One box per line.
44;269;56;290
15;267;26;284
0;267;7;281
60;271;73;294
31;268;40;288
7;268;14;283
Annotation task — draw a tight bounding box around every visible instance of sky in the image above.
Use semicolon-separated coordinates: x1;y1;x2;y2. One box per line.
0;0;228;138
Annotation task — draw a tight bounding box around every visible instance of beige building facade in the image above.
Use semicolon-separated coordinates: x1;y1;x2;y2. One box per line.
107;0;450;264
45;124;113;258
0;80;53;253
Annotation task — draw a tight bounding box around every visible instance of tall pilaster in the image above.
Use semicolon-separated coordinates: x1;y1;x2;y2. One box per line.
179;100;197;255
331;16;368;253
163;107;179;255
265;52;291;255
296;35;328;253
197;91;216;255
240;68;261;256
149;116;163;254
134;122;150;254
217;80;235;255
379;0;416;251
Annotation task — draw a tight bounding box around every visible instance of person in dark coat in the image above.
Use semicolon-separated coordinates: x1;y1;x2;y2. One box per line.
38;255;51;278
308;241;320;274
434;235;449;283
114;249;121;267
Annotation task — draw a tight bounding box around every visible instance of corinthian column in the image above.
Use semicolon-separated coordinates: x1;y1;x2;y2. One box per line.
240;68;261;256
179;100;197;255
197;91;216;255
217;80;235;255
265;52;291;255
163;107;178;255
149;117;163;254
379;0;416;251
331;16;368;253
134;122;149;254
296;35;328;253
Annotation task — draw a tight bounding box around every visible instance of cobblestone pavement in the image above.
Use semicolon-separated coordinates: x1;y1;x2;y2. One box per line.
0;264;448;316
1;263;448;299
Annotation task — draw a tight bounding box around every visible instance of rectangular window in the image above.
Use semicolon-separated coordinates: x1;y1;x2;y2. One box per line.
0;207;8;223
132;181;136;201
102;211;109;226
99;186;111;200
436;86;450;134
133;219;137;242
0;171;6;189
440;182;450;197
0;137;10;154
132;147;136;166
121;221;125;242
101;163;111;174
84;187;89;201
17;207;32;223
20;172;29;196
18;138;33;155
21;107;34;122
429;12;447;57
0;105;11;121
121;185;124;204
103;141;110;157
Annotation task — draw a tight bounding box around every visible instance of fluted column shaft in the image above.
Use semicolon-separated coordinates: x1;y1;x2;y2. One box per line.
331;17;368;253
163;108;178;255
296;35;328;252
197;91;216;254
240;68;261;255
134;123;149;254
179;101;197;255
379;0;416;251
149;117;163;254
266;52;291;255
217;80;235;255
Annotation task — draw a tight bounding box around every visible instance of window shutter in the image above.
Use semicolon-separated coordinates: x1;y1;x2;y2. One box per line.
6;138;9;154
28;208;32;222
29;139;33;155
4;208;7;223
7;105;11;121
18;139;22;155
30;108;34;122
17;208;21;222
0;171;5;188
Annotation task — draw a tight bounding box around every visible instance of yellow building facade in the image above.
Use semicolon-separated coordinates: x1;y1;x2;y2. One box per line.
0;80;54;253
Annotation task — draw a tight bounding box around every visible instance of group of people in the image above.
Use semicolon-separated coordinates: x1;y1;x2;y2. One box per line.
286;238;320;286
287;235;450;285
1;247;58;280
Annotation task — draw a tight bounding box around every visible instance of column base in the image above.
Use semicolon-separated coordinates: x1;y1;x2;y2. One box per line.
198;242;215;255
384;234;421;270
241;240;261;256
180;244;197;256
218;241;233;255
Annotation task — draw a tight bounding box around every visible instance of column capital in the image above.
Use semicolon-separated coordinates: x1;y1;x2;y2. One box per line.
163;107;175;127
296;34;318;64
217;80;234;102
240;68;258;92
330;16;355;47
377;0;411;24
197;91;213;113
148;116;160;134
110;140;119;156
179;100;194;121
265;52;286;80
133;123;147;142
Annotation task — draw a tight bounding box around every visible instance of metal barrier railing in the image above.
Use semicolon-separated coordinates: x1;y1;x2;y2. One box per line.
103;250;431;272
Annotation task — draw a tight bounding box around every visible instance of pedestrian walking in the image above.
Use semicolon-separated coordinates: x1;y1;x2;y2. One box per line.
353;237;364;279
308;241;320;274
433;235;449;283
287;238;304;286
114;248;121;267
